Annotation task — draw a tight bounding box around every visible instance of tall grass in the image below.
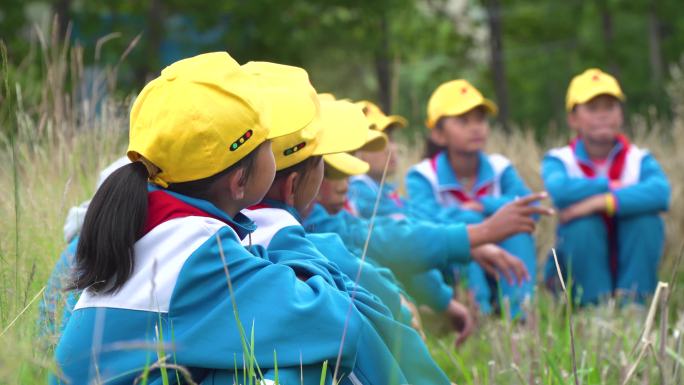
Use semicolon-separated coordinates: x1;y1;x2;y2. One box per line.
1;24;683;384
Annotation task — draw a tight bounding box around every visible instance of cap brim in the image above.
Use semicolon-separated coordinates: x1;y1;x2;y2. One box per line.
262;85;318;139
360;130;387;152
324;153;370;177
313;100;369;155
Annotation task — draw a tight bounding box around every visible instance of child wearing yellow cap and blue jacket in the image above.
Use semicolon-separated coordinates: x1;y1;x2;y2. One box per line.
404;80;542;318
238;63;451;385
53;53;374;385
542;68;670;305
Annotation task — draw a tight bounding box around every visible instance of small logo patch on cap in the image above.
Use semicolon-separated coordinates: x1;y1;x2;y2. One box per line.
283;142;306;156
230;130;253;151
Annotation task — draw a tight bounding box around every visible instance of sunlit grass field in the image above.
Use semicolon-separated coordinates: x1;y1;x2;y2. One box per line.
1;30;683;384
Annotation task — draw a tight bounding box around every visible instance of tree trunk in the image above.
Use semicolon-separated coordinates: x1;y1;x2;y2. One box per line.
374;13;392;113
485;0;509;132
599;0;620;78
647;0;663;90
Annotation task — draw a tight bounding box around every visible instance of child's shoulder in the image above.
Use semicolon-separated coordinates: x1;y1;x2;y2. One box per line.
406;157;436;182
485;152;512;172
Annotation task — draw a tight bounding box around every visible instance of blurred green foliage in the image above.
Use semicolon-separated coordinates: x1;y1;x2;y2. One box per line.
2;0;684;139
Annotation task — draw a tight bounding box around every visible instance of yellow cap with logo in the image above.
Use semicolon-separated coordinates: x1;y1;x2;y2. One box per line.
127;52;314;187
566;68;625;112
356;100;407;132
426;79;497;129
273;99;370;170
323;153;370;178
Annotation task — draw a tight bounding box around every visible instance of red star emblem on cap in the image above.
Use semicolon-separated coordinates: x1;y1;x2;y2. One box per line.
592;74;600;81
461;87;468;94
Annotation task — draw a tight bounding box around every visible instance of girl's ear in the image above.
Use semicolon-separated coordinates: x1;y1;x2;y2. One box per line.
226;168;247;201
430;125;448;146
280;171;299;207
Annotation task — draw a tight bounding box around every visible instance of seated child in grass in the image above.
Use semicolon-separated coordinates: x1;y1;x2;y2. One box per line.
239;63;450;384
542;68;670;305
405;80;542;318
53;53;373;385
308;105;548;336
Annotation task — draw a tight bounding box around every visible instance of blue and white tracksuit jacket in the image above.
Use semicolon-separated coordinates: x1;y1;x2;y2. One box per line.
542;136;670;304
404;151;537;317
242;200;452;385
53;187;368;385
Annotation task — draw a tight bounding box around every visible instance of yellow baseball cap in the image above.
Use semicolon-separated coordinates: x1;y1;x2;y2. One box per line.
273;100;369;170
356;100;407;132
127;52;313;187
323;153;370;178
566;68;625;111
242;61;320;132
426;79;497;129
317;93;336;102
360;130;388;152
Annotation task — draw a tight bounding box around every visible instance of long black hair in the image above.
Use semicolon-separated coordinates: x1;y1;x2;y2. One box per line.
70;150;259;294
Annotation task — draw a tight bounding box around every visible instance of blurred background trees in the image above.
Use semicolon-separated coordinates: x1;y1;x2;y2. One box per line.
2;0;684;139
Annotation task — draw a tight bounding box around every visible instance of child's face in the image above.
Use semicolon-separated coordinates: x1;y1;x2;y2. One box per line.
317;177;349;215
356;130;398;179
433;106;489;154
568;94;623;145
293;157;325;217
244;141;277;207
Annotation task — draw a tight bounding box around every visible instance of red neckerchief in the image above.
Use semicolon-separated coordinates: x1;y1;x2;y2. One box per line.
569;134;630;181
144;190;238;237
569;135;630;286
342;199;358;216
388;190;404;208
430;153;491;203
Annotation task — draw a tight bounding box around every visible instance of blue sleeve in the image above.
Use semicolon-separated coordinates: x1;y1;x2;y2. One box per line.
348;179;378;219
40;238;79;338
262;225;350;291
614;154;670;217
405;169;486;224
541;156;610;209
402;269;453;312
481;166;532;215
169;227;366;372
307;233;404;320
307;208;472;274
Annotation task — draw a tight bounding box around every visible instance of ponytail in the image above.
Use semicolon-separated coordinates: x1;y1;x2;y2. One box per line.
70;162;149;294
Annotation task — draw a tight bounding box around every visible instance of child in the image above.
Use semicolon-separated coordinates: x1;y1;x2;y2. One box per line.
235;64;449;383
313;148;548;325
406;80;541;318
349;100;407;219
542;68;670;305
54;53;369;385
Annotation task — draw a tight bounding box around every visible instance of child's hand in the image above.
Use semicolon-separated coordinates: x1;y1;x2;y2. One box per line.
467;192;554;245
471;244;529;285
444;300;475;347
461;200;484;212
558;194;607;223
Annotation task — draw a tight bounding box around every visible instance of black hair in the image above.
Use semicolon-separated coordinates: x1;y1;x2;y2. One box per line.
275;156;322;190
423;118;447;158
69;148;260;294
